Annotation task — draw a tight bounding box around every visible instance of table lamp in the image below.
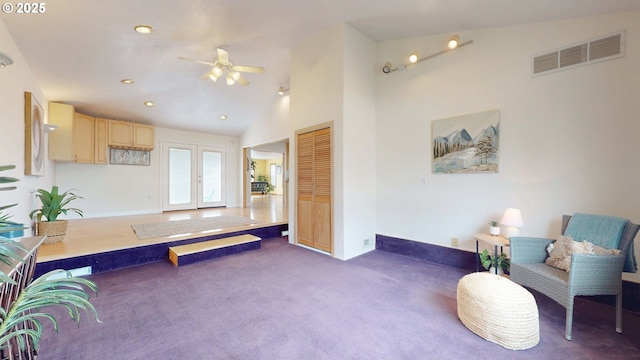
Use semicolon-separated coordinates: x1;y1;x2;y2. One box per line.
500;208;523;239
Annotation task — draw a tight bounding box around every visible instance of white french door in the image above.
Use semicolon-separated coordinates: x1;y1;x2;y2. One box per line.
162;142;226;211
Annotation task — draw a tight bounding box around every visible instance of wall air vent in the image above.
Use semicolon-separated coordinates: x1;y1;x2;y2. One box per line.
532;30;624;77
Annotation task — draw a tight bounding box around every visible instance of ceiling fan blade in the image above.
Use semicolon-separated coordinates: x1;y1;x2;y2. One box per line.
232;65;265;74
178;56;216;67
217;48;229;64
237;75;250;86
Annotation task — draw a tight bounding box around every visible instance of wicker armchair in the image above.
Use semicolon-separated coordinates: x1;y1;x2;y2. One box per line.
509;215;639;341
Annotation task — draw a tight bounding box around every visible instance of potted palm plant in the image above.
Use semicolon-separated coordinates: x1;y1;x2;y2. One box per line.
0;165;99;357
29;186;83;245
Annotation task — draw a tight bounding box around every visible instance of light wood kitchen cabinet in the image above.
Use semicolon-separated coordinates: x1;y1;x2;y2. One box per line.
94;118;109;164
133;124;154;149
48;102;96;163
108;120;154;149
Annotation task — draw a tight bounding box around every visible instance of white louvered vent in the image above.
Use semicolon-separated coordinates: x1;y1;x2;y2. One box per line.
532;31;624;76
559;43;587;68
533;52;558;74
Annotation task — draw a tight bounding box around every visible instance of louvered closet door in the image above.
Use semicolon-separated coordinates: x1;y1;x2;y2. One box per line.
297;127;332;252
297;132;314;247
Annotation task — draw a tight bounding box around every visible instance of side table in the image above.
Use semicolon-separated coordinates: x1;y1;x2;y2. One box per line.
474;233;510;274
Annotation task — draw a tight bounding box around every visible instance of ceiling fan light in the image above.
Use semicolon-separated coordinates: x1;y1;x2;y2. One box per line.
230;71;241;81
448;35;460;49
226;74;236;85
212;65;223;77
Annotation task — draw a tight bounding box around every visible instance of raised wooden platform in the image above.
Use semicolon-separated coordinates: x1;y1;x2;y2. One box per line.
34;196;288;277
169;234;261;266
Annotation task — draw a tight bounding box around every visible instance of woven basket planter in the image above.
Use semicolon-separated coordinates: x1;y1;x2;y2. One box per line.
35;220;68;244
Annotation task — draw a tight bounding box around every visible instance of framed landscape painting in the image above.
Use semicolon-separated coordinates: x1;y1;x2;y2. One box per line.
432;109;500;174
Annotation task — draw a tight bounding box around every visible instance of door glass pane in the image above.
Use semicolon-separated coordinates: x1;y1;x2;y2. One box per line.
202;151;222;203
169;148;191;205
270;163;277;187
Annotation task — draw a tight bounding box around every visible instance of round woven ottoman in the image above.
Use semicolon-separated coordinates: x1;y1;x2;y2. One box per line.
457;272;539;350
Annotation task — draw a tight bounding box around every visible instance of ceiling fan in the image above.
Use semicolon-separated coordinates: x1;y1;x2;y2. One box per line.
179;48;265;86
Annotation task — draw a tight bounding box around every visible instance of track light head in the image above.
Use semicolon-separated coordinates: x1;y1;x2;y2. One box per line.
0;52;13;68
409;51;420;64
448;35;460;50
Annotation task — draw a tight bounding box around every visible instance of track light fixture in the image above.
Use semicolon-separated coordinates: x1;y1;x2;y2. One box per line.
448;35;460;50
278;86;289;95
0;52;13;68
409;51;420;64
381;34;472;74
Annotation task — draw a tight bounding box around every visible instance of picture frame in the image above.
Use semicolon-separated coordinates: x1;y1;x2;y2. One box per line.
109;148;150;166
24;92;45;176
432;109;500;174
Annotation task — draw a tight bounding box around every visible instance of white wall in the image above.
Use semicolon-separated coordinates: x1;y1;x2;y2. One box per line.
242;24;377;260
0;17;55;235
288;24;345;257
341;26;377;258
375;12;640;283
55;126;240;218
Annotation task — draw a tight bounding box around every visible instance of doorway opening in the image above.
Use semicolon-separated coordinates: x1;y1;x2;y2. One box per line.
243;139;289;219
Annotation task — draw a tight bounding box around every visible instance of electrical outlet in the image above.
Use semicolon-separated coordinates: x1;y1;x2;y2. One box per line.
364;238;370;246
451;237;459;247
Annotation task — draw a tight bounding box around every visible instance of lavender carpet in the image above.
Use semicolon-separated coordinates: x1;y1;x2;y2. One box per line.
38;237;640;359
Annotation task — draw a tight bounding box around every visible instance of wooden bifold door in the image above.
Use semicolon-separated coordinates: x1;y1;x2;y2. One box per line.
297;127;332;253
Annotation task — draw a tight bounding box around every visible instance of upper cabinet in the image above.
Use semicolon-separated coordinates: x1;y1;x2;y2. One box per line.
48;102;155;163
94;118;109;164
108;120;155;150
48;102;96;163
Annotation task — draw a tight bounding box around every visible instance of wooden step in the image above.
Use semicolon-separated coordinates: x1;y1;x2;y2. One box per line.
168;234;261;266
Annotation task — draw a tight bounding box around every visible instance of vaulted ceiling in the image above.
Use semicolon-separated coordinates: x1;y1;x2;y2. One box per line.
2;0;638;136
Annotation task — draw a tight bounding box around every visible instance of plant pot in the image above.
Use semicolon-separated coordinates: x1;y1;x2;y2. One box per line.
35;220;68;244
489;226;500;236
488;266;504;276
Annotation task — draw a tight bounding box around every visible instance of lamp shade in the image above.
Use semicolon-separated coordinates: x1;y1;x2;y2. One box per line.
500;208;524;227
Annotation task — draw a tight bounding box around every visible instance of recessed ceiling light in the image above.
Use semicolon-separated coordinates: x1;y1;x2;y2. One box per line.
144;101;155;107
134;25;154;34
120;79;135;84
220;115;227;120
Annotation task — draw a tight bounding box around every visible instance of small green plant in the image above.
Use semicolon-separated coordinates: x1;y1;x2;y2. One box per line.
479;249;510;272
265;183;275;193
489;220;498;227
29;186;83;222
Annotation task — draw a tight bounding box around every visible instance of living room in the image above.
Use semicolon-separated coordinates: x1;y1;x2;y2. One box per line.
1;2;639;358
